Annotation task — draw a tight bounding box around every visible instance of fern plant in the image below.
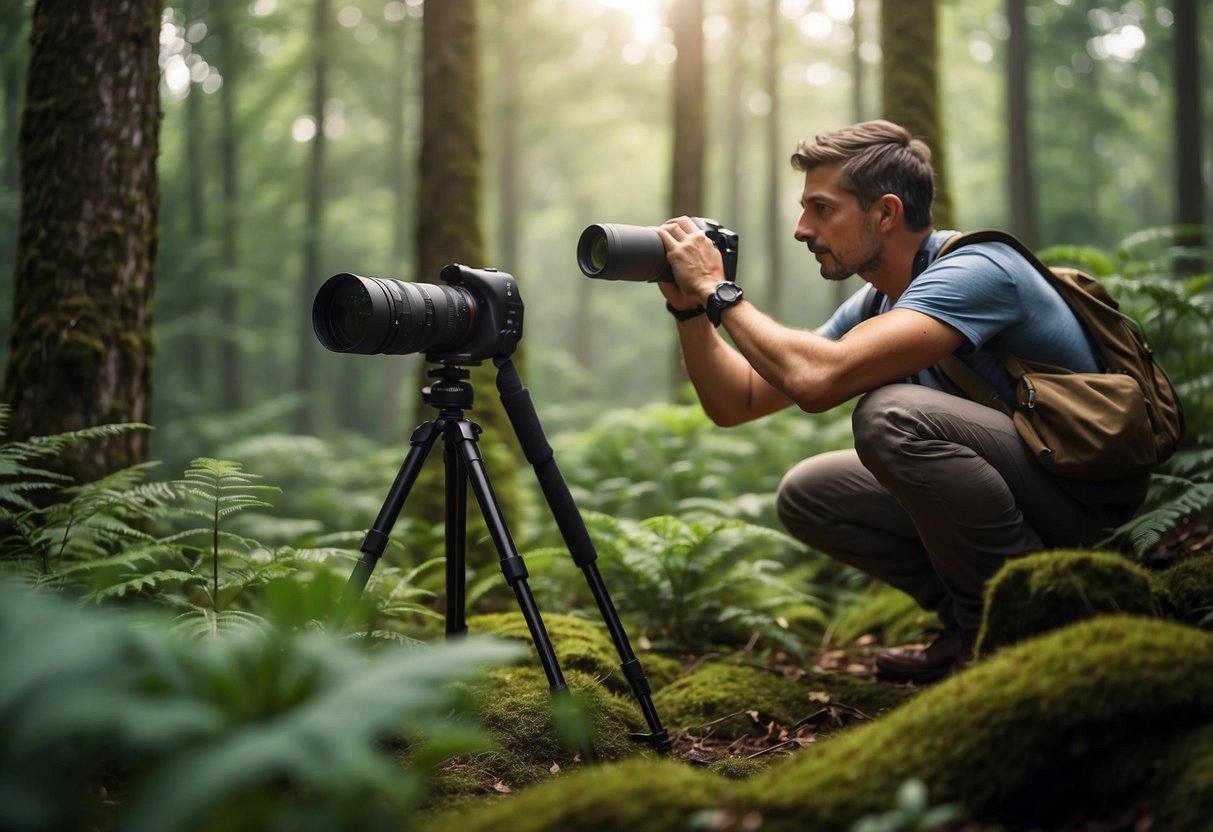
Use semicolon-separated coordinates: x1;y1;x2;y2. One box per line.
168;457;282;615
0;578;523;832
0;406;158;578
572;512;828;655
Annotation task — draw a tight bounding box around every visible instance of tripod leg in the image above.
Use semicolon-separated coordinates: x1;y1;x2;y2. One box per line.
444;437;468;637
493;356;672;753
331;421;441;632
445;420;568;693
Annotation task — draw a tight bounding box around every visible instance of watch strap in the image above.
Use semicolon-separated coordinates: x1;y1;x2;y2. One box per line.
666;302;706;321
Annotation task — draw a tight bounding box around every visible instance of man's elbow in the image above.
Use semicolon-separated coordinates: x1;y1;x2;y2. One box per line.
784;370;840;414
702;403;749;428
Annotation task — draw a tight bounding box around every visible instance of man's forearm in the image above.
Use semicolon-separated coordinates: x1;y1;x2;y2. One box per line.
674;311;792;424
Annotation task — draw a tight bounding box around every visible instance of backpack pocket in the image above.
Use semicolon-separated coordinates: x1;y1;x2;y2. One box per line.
1012;371;1157;480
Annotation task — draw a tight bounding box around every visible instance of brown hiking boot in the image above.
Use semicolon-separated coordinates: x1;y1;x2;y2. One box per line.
875;625;976;684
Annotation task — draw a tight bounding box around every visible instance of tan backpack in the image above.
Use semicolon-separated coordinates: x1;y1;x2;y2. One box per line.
932;230;1185;484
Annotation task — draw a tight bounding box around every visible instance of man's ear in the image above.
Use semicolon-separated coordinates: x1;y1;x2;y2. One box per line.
873;194;904;231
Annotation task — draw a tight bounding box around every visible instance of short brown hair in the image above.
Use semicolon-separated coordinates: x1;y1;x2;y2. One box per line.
791;120;935;231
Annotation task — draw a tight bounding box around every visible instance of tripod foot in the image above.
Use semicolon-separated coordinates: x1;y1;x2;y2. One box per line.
629;729;672;753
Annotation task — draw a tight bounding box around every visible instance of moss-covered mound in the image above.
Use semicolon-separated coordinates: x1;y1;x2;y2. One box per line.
1158;554;1213;624
652;662;807;737
427;616;1213;832
468;611;632;694
652;660;917;739
977;549;1160;656
426;664;648;806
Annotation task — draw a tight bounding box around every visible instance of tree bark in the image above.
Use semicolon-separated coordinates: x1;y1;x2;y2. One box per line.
880;0;953;230
764;0;783;311
1173;0;1205;269
412;0;522;547
1006;0;1036;246
668;0;706;397
3;0;162;481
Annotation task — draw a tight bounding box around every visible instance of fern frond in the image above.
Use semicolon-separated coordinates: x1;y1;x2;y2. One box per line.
1108;474;1213;556
170;607;271;639
87;569;206;601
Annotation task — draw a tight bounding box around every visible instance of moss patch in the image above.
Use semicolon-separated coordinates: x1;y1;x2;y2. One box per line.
978;549;1160;656
468;612;629;694
652;660;916;740
1158;554;1213;625
426;664;647;805
424;616;1213;831
653;661;811;738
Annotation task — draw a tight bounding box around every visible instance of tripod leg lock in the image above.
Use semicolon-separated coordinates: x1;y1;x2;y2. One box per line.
362;529;389;559
620;658;652;695
498;555;529;585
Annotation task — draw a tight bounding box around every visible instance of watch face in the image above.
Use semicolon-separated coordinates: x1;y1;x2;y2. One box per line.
717;283;742;303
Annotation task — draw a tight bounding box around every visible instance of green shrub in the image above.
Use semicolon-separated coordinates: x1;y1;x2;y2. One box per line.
0;579;522;832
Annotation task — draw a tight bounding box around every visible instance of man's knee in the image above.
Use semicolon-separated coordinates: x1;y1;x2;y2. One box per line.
851;385;911;469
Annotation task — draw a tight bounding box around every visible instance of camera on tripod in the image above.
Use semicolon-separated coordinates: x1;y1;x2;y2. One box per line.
576;216;739;283
312;263;524;364
310;257;671;754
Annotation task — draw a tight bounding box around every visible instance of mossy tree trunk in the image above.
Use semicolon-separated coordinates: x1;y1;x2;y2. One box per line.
1173;0;1205;271
0;3;30;362
1006;0;1037;246
879;0;954;230
3;0;162;482
411;0;522;560
668;0;705;398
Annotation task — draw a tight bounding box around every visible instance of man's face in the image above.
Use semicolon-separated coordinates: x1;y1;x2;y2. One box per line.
794;164;882;281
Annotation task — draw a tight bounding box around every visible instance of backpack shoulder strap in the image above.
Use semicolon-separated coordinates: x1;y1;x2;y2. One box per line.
936;229;1056;285
930;230;1047;414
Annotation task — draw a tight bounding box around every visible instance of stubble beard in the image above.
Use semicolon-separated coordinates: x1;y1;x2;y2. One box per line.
816;220;883;281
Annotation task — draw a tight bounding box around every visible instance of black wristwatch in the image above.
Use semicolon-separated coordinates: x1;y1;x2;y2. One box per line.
706;282;744;327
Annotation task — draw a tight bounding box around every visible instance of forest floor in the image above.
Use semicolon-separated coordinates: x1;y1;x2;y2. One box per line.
659;516;1213;832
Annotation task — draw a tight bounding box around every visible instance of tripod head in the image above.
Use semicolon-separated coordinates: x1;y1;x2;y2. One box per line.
422;364;475;413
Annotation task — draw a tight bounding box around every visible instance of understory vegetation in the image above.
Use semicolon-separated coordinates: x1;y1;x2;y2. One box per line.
2;231;1212;830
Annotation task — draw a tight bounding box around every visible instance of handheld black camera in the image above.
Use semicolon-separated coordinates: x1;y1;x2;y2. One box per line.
576;217;739;283
312;263;524;364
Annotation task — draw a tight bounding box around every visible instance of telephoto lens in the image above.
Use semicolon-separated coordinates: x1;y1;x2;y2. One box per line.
312;273;476;355
576;224;673;282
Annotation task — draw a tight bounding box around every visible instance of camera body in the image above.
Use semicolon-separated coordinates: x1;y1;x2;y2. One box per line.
577;217;739;283
432;264;524;364
311;263;523;364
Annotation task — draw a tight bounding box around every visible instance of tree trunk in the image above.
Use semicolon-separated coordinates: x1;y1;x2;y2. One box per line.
1173;0;1205;271
1;4;31;369
764;0;783;311
215;0;244;409
1006;0;1036;246
880;0;953;230
3;0;162;482
668;0;706;397
412;0;522;556
297;0;329;434
381;7;418;423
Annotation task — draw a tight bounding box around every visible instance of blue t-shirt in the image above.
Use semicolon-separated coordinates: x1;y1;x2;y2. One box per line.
818;230;1102;404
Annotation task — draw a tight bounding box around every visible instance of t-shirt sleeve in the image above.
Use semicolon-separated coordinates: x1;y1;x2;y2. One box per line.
894;247;1024;351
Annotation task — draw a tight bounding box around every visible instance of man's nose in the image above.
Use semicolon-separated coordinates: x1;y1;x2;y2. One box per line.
794;213;816;244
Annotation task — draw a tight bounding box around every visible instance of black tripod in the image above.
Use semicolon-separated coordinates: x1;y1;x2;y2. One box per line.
334;356;671;754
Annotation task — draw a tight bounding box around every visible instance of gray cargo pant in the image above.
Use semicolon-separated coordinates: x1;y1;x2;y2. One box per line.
775;384;1125;630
